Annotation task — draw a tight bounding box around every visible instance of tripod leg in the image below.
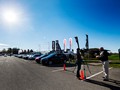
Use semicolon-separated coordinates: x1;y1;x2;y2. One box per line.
84;61;91;74
72;65;76;73
83;65;86;79
83;60;91;74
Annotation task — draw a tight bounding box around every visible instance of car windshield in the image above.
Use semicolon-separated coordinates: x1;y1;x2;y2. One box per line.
40;54;45;57
45;52;56;58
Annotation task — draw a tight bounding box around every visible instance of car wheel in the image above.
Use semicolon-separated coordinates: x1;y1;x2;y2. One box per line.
41;60;44;65
36;60;40;64
48;61;52;65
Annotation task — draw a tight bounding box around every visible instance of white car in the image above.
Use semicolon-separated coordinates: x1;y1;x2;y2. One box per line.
4;54;7;57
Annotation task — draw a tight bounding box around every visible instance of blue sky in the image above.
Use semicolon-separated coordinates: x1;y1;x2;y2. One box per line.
0;0;120;52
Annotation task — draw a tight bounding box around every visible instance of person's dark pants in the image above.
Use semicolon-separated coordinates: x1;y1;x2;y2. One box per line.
76;63;81;78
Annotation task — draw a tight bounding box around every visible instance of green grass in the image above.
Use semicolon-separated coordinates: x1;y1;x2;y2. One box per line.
67;58;120;68
67;54;120;68
109;61;120;68
108;54;119;60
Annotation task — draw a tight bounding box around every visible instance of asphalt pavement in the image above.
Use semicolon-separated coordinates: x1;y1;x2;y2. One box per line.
0;56;120;90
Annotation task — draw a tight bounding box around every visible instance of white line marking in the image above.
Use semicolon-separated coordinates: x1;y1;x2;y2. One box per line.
52;69;64;72
86;67;113;79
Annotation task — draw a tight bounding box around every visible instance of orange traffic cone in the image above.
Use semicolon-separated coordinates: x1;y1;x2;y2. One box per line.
80;70;84;80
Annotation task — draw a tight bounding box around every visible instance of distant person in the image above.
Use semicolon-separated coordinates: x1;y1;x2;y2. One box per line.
96;47;109;81
76;48;83;80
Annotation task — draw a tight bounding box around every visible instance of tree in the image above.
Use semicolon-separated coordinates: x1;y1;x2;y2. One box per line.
12;48;19;54
2;48;7;54
7;48;12;54
23;50;27;54
30;49;33;53
27;49;30;54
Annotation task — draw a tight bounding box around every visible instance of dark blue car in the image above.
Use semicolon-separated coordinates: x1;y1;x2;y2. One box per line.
35;51;55;63
41;53;67;65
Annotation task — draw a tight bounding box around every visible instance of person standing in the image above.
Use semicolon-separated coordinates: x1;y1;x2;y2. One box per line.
76;48;83;80
96;47;109;81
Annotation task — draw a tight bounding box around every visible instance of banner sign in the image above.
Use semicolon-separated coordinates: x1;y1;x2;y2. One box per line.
86;34;89;50
69;38;72;50
63;39;67;51
52;41;55;51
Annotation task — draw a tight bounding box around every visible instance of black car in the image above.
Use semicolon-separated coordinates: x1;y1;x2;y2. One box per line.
41;53;67;65
35;51;56;64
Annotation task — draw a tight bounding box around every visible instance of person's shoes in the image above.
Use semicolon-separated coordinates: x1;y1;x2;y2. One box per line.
103;78;109;81
76;77;82;80
102;77;105;78
102;77;106;79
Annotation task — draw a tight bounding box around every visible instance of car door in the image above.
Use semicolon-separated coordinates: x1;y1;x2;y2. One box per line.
60;54;67;63
56;54;63;63
53;54;59;63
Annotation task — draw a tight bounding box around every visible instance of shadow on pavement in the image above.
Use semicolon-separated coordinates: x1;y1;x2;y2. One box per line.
85;79;120;90
48;63;76;67
108;79;120;86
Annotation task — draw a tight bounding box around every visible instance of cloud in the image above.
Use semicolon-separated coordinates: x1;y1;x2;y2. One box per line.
0;43;9;47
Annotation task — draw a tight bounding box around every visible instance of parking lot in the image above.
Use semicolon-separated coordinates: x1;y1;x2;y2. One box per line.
0;56;120;90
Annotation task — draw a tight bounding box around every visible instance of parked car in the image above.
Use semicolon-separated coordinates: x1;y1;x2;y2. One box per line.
17;54;24;58
4;54;7;57
41;53;67;65
22;54;31;59
35;54;48;63
35;51;55;63
28;54;41;60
